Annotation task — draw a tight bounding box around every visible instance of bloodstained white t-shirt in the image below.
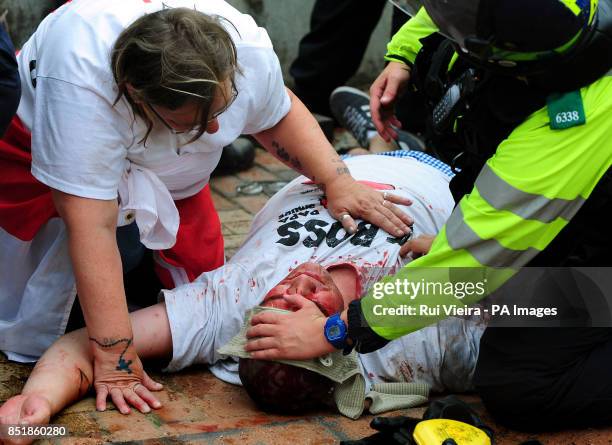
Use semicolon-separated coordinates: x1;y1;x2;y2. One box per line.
161;155;483;392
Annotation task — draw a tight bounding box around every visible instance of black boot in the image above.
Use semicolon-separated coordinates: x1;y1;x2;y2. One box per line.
215;137;256;175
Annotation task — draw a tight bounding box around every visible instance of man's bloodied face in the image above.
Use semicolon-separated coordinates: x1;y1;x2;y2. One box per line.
238;262;343;413
261;262;345;316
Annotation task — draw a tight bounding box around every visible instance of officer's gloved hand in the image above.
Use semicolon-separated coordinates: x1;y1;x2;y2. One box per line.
340;416;420;445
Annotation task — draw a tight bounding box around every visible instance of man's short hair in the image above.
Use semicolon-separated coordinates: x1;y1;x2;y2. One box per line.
238;359;335;413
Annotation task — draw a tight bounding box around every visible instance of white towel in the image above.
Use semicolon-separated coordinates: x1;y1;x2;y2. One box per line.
117;163;180;250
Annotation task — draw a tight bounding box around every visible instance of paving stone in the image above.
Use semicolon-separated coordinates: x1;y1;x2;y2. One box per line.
38;437;103;445
217;209;253;223
333;127;360;152
209;175;243;198
61;397;97;415
223;234;247;250
222;220;252;235
234;195;270;215
0;357;31;401
211;191;238;211
195;419;343;444
53;410;106;442
221;224;236;236
224;248;238;260
275;170;302;182
236;166;279;183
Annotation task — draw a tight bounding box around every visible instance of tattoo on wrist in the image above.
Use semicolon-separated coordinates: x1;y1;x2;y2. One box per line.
332;157;350;176
272;140;303;172
90;337;131;348
89;337;134;374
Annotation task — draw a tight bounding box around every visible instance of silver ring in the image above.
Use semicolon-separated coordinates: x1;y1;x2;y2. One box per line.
382;199;388;207
339;213;351;221
383;191;388;200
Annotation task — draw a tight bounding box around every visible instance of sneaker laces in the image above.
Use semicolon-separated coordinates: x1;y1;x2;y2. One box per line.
342;105;374;148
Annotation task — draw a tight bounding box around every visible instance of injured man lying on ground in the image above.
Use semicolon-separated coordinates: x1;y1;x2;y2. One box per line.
0;153;485;431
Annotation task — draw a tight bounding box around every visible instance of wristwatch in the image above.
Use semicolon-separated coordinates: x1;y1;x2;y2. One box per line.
324;313;348;349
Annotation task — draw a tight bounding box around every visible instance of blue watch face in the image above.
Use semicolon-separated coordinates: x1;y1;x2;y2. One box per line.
327;325;342;339
325;313;347;348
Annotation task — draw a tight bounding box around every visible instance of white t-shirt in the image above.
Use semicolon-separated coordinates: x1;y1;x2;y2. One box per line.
161;155;483;391
17;0;290;201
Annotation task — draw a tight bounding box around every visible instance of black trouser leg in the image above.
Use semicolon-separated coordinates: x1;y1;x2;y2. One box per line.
290;0;387;115
474;327;612;431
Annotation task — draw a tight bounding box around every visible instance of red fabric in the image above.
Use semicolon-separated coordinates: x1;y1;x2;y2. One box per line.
155;184;225;288
0;116;224;286
0;117;58;241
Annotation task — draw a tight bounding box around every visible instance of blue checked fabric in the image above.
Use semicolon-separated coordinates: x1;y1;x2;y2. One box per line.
377;150;455;178
341;150;455;178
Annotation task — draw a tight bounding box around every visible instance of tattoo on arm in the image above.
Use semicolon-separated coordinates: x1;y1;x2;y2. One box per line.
314;158;350;191
78;369;93;397
328;153;350;176
272;140;303;172
89;337;134;374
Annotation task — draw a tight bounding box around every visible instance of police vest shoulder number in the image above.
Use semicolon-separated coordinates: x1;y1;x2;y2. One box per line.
546;90;586;130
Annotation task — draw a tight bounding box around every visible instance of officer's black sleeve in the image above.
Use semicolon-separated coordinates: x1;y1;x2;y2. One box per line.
346;299;390;354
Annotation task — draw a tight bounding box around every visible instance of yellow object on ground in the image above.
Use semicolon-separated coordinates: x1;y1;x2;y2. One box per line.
413;418;491;445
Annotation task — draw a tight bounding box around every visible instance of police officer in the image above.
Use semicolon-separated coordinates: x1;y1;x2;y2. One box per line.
245;0;612;431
